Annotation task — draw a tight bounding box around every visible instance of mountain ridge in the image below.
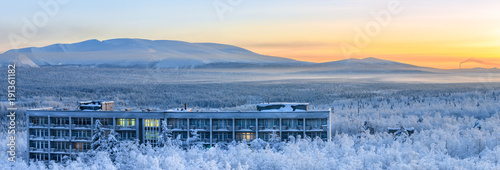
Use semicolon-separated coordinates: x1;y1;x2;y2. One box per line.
2;38;487;73
0;38;304;68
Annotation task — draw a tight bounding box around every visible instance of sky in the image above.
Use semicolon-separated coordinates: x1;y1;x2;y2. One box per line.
1;0;499;69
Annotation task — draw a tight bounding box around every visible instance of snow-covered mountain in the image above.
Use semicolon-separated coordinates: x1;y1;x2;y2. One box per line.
0;38;304;68
1;38;474;74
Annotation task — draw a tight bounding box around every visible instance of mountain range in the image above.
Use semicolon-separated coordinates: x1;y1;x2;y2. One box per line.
0;38;494;73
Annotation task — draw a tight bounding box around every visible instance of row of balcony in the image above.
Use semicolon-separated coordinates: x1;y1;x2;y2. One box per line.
29;148;89;154
168;125;328;131
29;135;92;141
29;123;131;130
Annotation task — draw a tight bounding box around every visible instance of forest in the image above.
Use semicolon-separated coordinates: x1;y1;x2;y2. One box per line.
1;67;499;169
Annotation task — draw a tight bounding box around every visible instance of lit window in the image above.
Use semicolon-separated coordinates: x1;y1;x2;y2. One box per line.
145;119;159;127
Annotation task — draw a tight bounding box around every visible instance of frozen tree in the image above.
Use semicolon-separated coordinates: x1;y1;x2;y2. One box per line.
268;130;283;150
91;119;107;151
250;138;267;150
187;129;200;146
158;120;173;147
107;129;119;161
269;130;280;143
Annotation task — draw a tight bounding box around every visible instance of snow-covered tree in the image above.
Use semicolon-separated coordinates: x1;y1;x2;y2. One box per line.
158;120;173;147
187;129;200;147
107;129;119;160
250;138;267;150
269;130;280;143
91;119;107;151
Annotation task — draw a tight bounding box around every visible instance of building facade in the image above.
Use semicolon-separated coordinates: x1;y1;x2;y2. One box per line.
26;106;332;162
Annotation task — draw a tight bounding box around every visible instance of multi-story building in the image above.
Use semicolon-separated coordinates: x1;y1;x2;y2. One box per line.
26;102;332;162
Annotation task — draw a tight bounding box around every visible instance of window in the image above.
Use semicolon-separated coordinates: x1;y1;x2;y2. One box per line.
235;119;256;129
51;130;69;138
213;119;232;127
281;132;302;141
172;132;187;140
235;132;255;141
72;130;91;139
31;117;48;125
190;119;209;129
73;118;91;126
117;119;135;127
51;154;68;162
168;119;187;129
30;129;48;137
258;119;279;129
30;141;48;149
74;142;90;151
145;132;160;140
145;119;159;127
145;119;160;146
30;153;48;161
51;117;69;125
258;132;280;141
213;132;233;142
282;119;303;129
97;118;112;126
306;119;323;129
196;132;210;140
118;131;136;140
51;142;70;150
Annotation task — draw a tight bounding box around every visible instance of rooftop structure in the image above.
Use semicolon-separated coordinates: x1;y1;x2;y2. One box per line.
78;100;114;111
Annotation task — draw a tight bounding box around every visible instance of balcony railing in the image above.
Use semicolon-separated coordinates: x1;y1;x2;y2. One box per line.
29;147;48;152
117;126;136;130
52;149;70;153
73;136;91;141
51;124;70;128
234;126;256;131
119;137;137;141
171;125;187;130
73;124;92;129
29;123;49;128
70;149;89;154
29;135;47;140
52;136;71;141
100;125;113;129
212;125;232;131
188;125;211;131
258;126;279;131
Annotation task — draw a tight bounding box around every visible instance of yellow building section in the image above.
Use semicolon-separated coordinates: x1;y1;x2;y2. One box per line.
117;119;135;126
145;119;160;127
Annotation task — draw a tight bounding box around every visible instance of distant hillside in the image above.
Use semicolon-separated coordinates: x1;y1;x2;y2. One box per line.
292;57;440;74
0;38;304;68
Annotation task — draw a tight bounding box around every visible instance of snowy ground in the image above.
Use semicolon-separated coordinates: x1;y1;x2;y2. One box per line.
1;67;499;169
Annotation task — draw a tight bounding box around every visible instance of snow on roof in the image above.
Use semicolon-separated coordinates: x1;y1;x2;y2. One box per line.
28;107;53;111
79;100;114;104
257;103;309;112
165;108;194;112
256;103;309;107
